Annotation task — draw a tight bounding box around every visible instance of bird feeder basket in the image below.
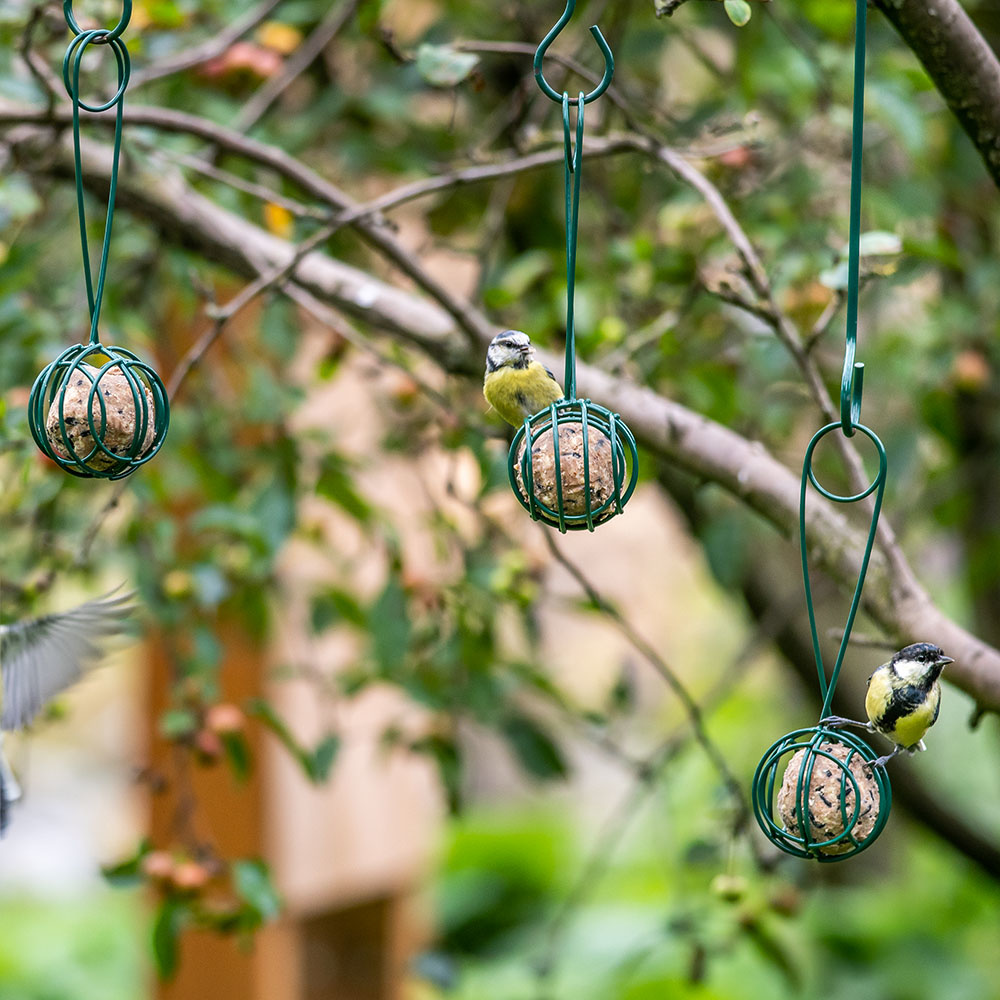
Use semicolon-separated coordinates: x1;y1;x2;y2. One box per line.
752;725;891;861
28;1;168;479
30;342;168;479
751;0;895;860
509;398;637;532
507;1;637;532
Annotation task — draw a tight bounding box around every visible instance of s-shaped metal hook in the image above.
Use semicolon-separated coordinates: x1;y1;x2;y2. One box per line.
533;0;614;105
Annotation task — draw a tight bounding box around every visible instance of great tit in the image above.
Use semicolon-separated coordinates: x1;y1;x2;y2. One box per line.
0;590;135;833
823;642;953;767
483;330;564;426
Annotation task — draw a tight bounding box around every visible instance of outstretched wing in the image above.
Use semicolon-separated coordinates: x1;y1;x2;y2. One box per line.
0;591;136;731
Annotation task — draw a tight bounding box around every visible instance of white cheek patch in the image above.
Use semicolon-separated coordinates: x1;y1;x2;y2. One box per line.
894;658;925;682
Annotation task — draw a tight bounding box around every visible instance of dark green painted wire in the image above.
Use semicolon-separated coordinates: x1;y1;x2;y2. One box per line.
63;2;133;343
751;0;893;861
504;1;636;532
562;92;585;401
841;0;867;436
27;2;168;480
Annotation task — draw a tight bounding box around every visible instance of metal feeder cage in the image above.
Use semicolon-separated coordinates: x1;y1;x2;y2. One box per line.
752;725;891;861
508;398;638;532
29;341;169;480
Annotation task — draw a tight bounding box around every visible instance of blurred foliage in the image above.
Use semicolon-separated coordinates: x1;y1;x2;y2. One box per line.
1;0;999;995
0;892;146;1000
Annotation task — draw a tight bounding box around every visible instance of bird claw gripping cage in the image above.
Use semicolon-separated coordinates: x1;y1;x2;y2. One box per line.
28;1;168;479
751;0;894;861
507;1;638;532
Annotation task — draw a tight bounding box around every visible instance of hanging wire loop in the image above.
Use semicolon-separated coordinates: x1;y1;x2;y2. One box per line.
801;422;887;718
26;0;168;480
506;3;635;531
561;92;585;400
64;1;133;41
751;0;890;861
62;1;133;344
533;0;614;106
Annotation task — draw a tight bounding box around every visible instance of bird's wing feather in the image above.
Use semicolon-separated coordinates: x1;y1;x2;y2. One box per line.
0;591;135;731
544;366;559;384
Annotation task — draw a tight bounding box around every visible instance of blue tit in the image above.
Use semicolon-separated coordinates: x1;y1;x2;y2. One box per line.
0;590;135;833
483;330;563;427
822;642;953;767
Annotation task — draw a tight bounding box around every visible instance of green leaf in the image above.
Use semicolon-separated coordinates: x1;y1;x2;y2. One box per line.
501;713;568;781
159;709;199;741
724;0;752;26
308;733;341;782
232;859;282;923
247;699;339;785
819;260;850;291
310;586;367;631
411;734;462;814
369;577;411;675
221;731;253;783
856;230;903;257
102;838;152;887
415;44;479;87
152;898;187;980
316;454;372;525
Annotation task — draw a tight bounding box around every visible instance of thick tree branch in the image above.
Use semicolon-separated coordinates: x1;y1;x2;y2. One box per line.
875;0;1000;190
5;119;1000;715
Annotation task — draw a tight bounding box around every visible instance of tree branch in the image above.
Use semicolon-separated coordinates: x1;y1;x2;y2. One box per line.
129;0;287;90
875;0;1000;190
5;118;1000;715
232;0;360;133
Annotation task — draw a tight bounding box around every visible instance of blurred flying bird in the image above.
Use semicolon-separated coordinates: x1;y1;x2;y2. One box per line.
823;642;953;767
0;590;135;834
483;330;563;426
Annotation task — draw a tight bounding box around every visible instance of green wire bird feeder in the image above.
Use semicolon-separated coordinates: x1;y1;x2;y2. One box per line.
29;1;168;480
751;0;892;861
507;1;638;533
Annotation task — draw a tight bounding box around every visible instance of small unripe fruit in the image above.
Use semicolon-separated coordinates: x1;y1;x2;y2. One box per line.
171;861;211;892
194;728;223;760
206;703;245;734
142;851;175;882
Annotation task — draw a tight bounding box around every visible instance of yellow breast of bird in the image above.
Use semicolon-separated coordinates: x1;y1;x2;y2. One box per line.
866;669;940;748
484;363;562;426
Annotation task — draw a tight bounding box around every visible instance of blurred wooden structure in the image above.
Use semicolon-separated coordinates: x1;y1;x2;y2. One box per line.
148;308;441;1000
147;613;436;1000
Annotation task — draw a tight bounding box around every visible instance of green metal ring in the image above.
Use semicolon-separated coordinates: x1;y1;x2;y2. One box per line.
507;398;638;532
28;342;169;480
64;0;132;41
64;30;131;113
751;725;891;862
804;421;885;504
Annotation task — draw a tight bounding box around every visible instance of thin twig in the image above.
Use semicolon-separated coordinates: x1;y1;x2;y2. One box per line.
129;0;287;89
542;532;752;835
233;0;360;133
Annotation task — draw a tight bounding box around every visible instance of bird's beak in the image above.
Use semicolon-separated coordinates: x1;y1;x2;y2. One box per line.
518;344;531;355
939;656;954;666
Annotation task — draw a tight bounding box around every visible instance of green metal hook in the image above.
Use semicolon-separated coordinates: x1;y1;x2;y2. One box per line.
533;0;614;106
